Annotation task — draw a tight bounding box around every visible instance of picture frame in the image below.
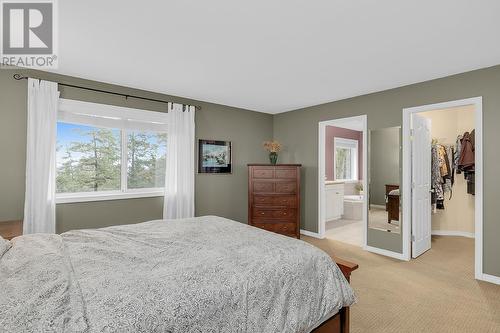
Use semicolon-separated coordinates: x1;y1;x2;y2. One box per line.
198;139;232;174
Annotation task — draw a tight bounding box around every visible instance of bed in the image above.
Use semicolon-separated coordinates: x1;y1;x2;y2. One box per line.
0;216;357;333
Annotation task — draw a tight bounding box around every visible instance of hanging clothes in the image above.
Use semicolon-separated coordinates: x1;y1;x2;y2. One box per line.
431;143;456;211
444;146;454;197
429;129;475;214
442;147;452;193
466;173;475;195
431;145;444;200
438;145;448;177
457;130;475;196
431;145;440;212
458;131;474;171
470;129;475;152
455;134;463;171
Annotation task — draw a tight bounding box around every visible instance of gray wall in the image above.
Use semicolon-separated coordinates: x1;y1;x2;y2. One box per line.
2;65;500;277
273;65;500;277
0;68;272;233
370;127;400;206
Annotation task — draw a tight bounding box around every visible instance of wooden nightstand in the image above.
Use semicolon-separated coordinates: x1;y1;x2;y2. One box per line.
0;220;23;240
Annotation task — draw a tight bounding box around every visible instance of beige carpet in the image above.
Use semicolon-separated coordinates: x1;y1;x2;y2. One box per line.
368;207;400;233
325;219;364;246
303;235;500;333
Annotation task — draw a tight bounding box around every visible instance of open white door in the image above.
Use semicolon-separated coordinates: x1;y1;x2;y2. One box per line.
411;114;432;258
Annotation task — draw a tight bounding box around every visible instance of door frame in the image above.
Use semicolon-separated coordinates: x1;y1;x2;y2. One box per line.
316;115;368;248
402;97;484;280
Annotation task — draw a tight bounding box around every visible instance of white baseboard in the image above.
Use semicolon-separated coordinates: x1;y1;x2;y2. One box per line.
363;245;409;261
369;204;386;209
477;273;500;285
431;230;475;238
300;229;324;239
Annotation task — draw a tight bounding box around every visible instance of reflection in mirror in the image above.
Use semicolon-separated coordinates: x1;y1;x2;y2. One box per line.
369;127;401;234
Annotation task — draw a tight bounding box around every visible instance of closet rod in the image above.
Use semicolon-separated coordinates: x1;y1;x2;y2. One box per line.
12;73;201;111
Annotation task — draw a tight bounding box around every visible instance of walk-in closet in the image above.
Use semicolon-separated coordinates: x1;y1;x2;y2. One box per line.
420;105;476;238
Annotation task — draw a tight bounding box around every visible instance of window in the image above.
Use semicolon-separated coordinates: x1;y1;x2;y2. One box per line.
127;131;167;189
56;99;168;203
334;137;358;181
56;123;122;193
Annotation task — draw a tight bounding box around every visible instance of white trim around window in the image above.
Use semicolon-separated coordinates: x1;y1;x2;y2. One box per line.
333;137;359;181
55;99;167;204
56;189;164;204
58;99;168;132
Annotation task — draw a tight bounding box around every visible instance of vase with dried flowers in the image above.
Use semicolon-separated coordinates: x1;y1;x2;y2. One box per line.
263;140;282;165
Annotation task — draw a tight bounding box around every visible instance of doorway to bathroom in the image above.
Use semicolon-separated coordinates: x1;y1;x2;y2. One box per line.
318;115;368;247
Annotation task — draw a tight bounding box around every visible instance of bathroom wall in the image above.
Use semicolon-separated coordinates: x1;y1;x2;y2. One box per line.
420;105;475;235
325;126;363;181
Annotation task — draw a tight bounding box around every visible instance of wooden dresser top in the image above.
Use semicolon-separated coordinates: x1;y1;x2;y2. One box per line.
0;220;23;240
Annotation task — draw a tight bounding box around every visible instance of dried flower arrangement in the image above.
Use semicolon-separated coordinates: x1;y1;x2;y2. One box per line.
263;140;282;165
263;141;282;153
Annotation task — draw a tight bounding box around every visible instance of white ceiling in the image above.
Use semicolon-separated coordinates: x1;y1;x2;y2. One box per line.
55;0;500;114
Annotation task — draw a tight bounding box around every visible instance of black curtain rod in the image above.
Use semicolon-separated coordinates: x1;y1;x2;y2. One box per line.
12;73;201;110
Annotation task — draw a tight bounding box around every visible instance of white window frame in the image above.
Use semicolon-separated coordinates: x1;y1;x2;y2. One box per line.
333;137;359;181
55;99;168;204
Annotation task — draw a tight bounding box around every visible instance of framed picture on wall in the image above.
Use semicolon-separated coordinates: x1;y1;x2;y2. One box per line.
198;139;232;174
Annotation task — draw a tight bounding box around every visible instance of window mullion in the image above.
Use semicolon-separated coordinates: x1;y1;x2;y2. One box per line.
121;130;128;193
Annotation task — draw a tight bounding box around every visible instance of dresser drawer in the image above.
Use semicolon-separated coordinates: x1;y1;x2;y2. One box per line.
253;181;274;193
275;182;297;194
253;195;296;206
252;167;274;179
275;168;297;179
252;222;296;236
253;207;296;219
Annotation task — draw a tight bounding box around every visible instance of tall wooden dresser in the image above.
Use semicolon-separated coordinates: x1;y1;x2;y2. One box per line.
248;164;301;238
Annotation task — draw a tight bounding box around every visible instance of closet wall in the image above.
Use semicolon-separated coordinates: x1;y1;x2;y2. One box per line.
420;105;475;235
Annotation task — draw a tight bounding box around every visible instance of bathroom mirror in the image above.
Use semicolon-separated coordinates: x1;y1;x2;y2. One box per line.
368;126;401;234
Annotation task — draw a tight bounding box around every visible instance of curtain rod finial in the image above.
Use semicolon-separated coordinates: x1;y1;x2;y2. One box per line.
13;73;26;80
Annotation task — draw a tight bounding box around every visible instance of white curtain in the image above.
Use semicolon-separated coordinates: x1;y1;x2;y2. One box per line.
163;103;195;219
23;79;59;234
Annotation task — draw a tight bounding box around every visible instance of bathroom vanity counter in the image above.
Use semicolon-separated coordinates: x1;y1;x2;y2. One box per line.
325;180;345;186
325;182;345;221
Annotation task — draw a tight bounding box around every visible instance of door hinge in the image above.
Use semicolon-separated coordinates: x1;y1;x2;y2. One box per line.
411;235;415;242
410;129;414;141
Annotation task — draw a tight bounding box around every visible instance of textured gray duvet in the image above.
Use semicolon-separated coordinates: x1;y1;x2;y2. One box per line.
0;216;355;333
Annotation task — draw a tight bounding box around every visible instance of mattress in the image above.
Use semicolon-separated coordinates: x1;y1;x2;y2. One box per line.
389;189;400;196
0;216;355;332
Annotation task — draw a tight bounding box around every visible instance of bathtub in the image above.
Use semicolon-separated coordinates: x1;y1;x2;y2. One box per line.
343;195;363;220
344;195;363;202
